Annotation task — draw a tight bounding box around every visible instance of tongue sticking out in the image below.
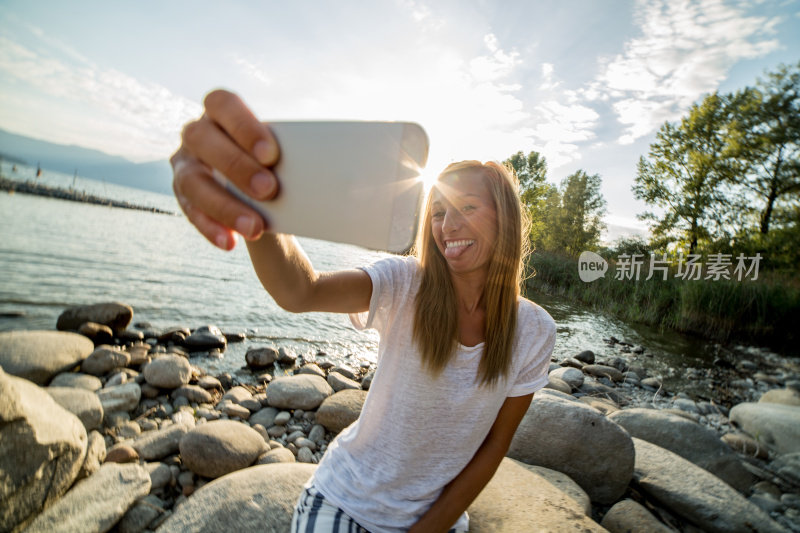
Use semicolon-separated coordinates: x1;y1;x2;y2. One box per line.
445;241;473;259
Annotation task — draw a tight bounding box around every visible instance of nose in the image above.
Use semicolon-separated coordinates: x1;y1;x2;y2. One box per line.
442;208;463;233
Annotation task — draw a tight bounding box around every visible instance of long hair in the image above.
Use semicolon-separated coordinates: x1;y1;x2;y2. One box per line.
412;160;530;386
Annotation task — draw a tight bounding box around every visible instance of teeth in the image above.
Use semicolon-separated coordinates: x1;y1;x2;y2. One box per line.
446;240;474;249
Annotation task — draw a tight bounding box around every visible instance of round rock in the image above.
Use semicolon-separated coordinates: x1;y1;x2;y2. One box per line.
144;354;192;389
56;301;133;331
46;386;104;431
267;374;333;410
315;389;368;434
180;420;267;478
0;330;94;385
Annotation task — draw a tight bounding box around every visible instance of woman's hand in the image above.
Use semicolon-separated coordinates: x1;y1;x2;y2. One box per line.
171;89;280;250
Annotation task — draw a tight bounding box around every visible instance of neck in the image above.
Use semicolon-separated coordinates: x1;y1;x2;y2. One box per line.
450;269;488;314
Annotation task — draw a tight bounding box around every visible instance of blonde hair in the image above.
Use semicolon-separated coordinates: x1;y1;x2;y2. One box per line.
413;160;530;386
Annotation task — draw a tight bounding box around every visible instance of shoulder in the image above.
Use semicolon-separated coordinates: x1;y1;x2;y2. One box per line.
516;296;556;336
364;254;420;279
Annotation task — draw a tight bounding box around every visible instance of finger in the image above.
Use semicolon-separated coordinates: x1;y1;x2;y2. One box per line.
203;89;280;166
173;155;267;242
181;115;279;201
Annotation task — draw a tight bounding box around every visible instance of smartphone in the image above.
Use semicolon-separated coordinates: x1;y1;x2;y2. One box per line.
213;121;429;253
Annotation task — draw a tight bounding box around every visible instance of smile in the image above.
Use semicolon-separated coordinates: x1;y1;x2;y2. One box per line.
446;239;475;249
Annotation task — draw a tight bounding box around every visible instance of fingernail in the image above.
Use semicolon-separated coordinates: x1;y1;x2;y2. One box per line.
250;172;275;199
235;215;258;238
215;232;231;250
253;140;277;166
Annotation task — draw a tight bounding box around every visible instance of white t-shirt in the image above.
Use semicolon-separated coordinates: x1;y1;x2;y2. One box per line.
310;255;556;532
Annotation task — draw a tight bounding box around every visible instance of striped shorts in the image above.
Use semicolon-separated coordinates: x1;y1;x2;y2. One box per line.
291;485;467;533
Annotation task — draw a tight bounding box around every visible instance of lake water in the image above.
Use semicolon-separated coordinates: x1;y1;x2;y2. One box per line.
0;162;788;393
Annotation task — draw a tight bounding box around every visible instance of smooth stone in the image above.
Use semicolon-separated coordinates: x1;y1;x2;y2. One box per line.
245;346;278;369
180;420;267;478
171;384;213;404
507;395;634;504
78;321;114;344
159;463;316;532
327;371;361;392
126;343;150;365
97;382;141;414
172;410;196;427
641;377;662;389
575;350;595;364
608;408;754;492
257;447;296;464
583;364;624;382
295;437;316;451
297;447;315;463
221;385;254;404
632;438;784;533
315;389;368;434
361;371;374;390
184;325;227;351
721;432;771;459
730;402;800;455
601;498;673;533
250;406;279;428
132;423;190;460
544;376;572;394
0;368;88;532
222;402;251;419
198;375;222;390
146;462;173;490
46;386;104;430
79;430;107;479
49;371;103;391
117;329;144;343
0;330;94;385
578;381;628;405
297;363;325;378
106;444;140;463
308;424;326;444
772;453;800;486
468;458;604;532
760;388;800;406
673;397;699;414
143;354;192;389
267;425;287;438
330;365;358;380
534;388;578;402
56;301;133;331
24;463;150;533
549;366;584;389
118;494;166;533
274;411;291;425
278;347;297;366
267;374;333;410
117;420;142;439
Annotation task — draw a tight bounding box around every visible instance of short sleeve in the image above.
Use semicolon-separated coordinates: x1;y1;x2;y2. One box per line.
349;255;418;334
508;304;556;397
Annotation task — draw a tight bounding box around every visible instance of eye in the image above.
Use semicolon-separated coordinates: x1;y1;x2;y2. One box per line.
432;210;445;219
461;205;476;213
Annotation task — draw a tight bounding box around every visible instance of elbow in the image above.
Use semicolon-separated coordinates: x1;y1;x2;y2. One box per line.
273;296;310;314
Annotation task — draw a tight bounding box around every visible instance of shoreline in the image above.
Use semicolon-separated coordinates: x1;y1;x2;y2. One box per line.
0;175;177;215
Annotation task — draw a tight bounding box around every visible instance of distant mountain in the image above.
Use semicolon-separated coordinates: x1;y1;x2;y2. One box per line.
0;128;173;195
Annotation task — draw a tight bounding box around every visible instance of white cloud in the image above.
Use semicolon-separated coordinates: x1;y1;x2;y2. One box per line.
234;56;272;87
591;0;780;144
0;35;201;161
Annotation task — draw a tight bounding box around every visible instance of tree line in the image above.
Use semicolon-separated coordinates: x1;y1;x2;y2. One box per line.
506;62;799;273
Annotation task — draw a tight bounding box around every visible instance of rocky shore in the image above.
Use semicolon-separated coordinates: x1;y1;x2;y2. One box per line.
0;176;176;215
1;301;799;532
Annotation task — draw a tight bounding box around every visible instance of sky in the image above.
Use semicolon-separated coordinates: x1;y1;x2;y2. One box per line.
0;0;798;238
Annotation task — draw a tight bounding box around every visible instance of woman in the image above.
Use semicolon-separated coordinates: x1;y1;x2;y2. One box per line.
172;90;556;533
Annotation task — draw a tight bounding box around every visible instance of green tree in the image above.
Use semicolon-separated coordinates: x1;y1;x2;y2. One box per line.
729;62;800;235
504;150;554;250
633;92;739;254
551;170;607;255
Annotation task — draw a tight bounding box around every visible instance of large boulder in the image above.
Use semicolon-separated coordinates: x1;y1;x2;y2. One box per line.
46;386;104;431
515;463;591;515
608;407;753;492
24;463;150;533
632;438;784;533
759;388;800;407
0;330;93;385
315;389;368;433
507;395;634;504
158;463;316;532
180;420;268;478
0;368;88;532
56;301;133;332
267;374;333;410
143;354;192;389
468;458;604;532
730;402;800;455
549;367;584;390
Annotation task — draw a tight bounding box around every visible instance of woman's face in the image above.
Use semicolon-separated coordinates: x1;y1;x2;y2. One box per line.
430;170;498;278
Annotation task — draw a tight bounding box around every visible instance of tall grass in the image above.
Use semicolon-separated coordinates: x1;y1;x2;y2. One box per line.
525;251;800;354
